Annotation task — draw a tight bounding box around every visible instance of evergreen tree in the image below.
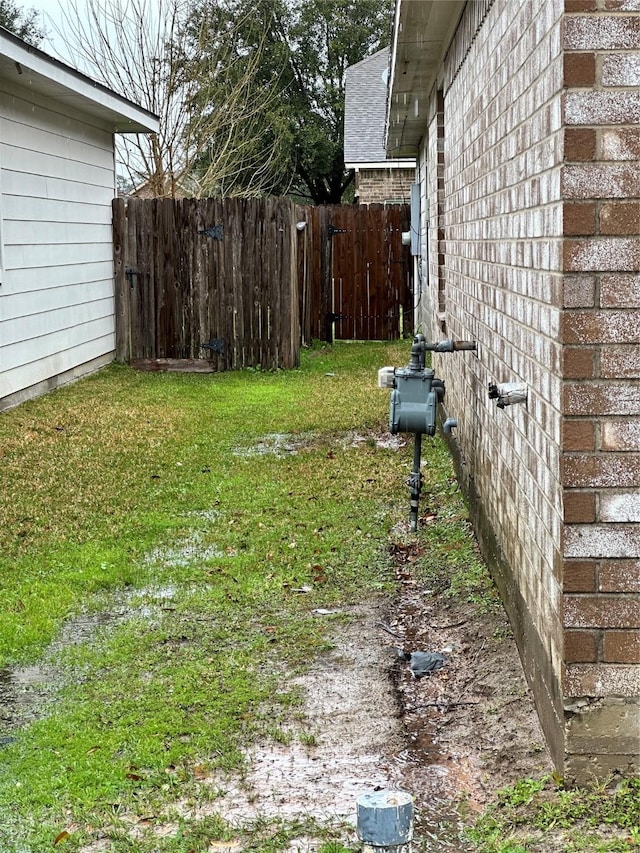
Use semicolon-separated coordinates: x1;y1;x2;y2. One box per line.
188;0;392;203
0;0;44;45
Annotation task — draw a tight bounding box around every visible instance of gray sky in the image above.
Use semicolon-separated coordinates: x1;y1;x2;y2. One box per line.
33;0;74;60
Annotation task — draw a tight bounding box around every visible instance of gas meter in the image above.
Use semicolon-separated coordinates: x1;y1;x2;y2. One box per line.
379;334;476;531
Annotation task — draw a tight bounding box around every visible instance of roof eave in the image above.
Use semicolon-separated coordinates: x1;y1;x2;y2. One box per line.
0;27;159;134
385;0;464;158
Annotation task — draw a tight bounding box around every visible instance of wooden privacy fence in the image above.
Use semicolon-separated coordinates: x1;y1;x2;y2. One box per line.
113;198;413;371
113;197;300;371
297;204;413;344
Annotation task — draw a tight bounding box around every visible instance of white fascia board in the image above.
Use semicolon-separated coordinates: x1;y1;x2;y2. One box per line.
346;160;416;170
0;29;159;134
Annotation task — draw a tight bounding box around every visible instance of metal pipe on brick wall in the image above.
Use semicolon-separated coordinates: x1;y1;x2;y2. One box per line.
379;335;476;531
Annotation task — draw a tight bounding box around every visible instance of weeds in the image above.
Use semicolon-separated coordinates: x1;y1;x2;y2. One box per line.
467;776;640;853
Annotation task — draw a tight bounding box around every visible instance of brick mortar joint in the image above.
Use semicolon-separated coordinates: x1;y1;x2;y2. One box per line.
564;9;640;16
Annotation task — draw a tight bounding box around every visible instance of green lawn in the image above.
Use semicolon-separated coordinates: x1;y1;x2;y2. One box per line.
0;342;417;851
1;341;636;853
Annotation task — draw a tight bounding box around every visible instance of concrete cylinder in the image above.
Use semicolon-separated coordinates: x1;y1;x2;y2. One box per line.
356;789;414;853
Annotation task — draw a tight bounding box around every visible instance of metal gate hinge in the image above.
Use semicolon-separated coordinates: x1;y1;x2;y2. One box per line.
198;225;224;240
201;338;225;355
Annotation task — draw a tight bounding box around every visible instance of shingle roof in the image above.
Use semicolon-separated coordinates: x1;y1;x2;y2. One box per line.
344;48;391;165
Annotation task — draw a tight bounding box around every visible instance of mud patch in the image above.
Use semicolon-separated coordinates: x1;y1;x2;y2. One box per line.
110;583;550;853
205;603;404;828
111;602;406;851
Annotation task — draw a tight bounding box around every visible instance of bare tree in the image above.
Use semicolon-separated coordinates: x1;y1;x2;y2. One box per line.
50;0;290;197
179;3;292;198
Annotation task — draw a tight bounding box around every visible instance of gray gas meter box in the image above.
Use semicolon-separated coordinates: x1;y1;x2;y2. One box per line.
379;334;476;531
388;367;444;436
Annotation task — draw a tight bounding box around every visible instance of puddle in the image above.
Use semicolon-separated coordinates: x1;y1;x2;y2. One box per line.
146;532;224;568
345;431;407;451
375;434;407;450
232;433;313;458
0;586;178;737
232;431;406;459
394;714;474;851
2;512;225;738
185;509;222;522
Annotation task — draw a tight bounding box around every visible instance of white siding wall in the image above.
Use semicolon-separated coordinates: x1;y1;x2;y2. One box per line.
0;78;116;405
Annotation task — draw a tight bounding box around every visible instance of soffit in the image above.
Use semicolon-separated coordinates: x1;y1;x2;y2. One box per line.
386;0;464;157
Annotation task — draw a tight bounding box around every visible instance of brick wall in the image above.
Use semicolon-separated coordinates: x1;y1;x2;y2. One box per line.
416;0;639;781
560;0;640;781
356;167;415;205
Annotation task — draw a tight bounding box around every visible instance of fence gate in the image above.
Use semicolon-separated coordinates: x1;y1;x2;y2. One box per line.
113;197;300;371
301;204;413;342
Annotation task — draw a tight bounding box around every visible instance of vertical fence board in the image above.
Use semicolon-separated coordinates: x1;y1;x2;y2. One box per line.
244;198;257;369
303;202;413;342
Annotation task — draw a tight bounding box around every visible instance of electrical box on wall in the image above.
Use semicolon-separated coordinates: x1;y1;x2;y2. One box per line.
410;182;420;257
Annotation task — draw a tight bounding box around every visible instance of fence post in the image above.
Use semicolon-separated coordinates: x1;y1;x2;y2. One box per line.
113;198;130;363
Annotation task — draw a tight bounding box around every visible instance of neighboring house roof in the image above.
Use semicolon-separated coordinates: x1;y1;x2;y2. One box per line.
386;1;464;157
344;47;414;169
0;26;159;134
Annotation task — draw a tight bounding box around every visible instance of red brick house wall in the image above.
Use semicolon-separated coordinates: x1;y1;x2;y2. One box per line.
416;0;638;781
560;0;640;780
355;167;415;205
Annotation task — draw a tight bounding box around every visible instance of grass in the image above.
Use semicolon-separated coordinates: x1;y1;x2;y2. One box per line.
1;341;414;852
0;341;637;852
466;775;640;853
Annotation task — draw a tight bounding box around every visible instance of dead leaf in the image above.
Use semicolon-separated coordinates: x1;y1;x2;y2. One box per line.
53;830;70;846
208;842;242;852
